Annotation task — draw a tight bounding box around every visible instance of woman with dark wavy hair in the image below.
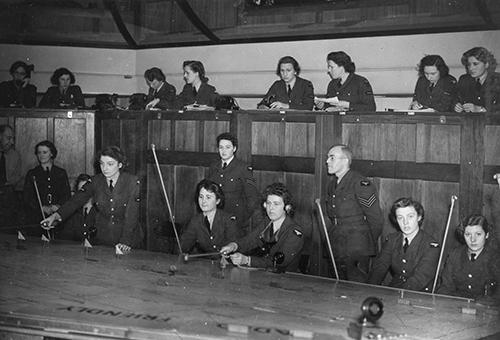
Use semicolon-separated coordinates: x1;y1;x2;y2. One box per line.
455;47;500;113
368;197;440;291
181;179;237;254
176;60;217;108
144;67;176;110
41;146;143;252
438;214;500;300
39;67;85;109
410;55;457;112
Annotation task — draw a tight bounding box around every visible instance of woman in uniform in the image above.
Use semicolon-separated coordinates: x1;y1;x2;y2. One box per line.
438;214;500;300
181;179;237;254
207;132;260;237
409;55;457;112
23;140;71;224
315;51;376;112
144;67;176;110
454;47;500;113
176;60;217;108
257;56;314;110
220;182;304;272
41;146;143;252
0;61;37;108
368;197;440;291
39;67;85;109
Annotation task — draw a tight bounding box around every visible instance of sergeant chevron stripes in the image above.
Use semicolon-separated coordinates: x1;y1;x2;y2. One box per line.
358;193;376;208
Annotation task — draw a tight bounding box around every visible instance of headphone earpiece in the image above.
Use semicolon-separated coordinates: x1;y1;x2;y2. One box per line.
263;202;267;209
285;204;291;213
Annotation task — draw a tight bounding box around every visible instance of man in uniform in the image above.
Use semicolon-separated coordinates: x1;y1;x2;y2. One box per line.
207;132;260;237
0;125;22;226
325;144;383;282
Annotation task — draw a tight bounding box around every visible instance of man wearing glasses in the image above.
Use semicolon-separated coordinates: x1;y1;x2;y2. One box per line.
325;144;383;282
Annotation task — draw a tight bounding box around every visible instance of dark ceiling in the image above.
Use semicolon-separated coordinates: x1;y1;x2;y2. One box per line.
0;0;499;49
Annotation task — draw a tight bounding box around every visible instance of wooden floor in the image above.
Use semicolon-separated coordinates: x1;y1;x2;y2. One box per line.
0;234;499;340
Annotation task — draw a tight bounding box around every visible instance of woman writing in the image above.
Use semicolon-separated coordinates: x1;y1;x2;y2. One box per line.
258;56;314;110
315;51;376;112
144;67;176;110
176;60;217;109
39;67;85;109
41;146;143;252
181;179;237;254
410;55;457;112
0;61;37;108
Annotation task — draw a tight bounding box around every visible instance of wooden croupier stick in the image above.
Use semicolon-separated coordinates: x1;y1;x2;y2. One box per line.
183;252;221;261
315;198;339;280
33;176;52;240
431;195;458;294
151;144;183;255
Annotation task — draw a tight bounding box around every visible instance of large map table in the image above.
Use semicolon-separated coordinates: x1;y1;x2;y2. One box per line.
0;235;498;339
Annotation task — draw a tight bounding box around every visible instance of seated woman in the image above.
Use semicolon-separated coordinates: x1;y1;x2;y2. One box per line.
315;51;376;112
368;197;440;291
23;140;71;224
176;60;217;109
455;47;500;113
41;146;143;252
257;56;314;110
438;215;500;300
207;132;260;237
57;174;96;242
144;67;176;110
0;61;37;108
39;67;85;109
410;55;457;112
220;182;304;272
181;179;237;254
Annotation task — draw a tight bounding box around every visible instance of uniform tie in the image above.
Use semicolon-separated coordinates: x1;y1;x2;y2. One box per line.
470;253;476;262
0;151;6;185
109;179;113;192
475;79;482;91
287;84;292;98
222;162;227;169
193;87;198;96
429;82;435;92
403;237;409;253
204;216;211;233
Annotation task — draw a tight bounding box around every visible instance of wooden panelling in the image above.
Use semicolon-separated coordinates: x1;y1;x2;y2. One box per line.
483;183;500;242
251;121;281;156
14;117;48;176
120;120;140;175
148;120;171;150
284;122;315;157
174;120;199;151
173;165;206;224
53;118;87;180
100;119;121;149
484;125;500;165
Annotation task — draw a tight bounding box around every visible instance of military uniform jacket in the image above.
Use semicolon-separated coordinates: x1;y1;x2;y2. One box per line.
412;75;457;112
258;77;314;110
326;170;383;257
237;215;304;271
176;82;217;108
23;165;71;211
456;72;500;112
146;81;176;110
326;73;376;111
58;172;143;248
368;230;440;291
438;243;500;299
39;85;85;109
0;80;37;108
59;206;96;242
207;158;260;230
181;209;238;253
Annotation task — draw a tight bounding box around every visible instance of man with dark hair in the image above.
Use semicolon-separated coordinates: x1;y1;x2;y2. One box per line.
324;144;383;282
220;182;304;272
207;132;260;237
0;125;22;226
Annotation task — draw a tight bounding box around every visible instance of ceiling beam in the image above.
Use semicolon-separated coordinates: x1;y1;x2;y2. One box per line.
174;0;220;43
103;0;138;48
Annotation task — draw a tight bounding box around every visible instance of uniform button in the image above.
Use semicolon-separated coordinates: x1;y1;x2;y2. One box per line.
111;208;114;211
48;178;51;181
210;236;214;240
468;274;472;278
402;270;406;274
220;174;224;178
213;245;217;249
111;215;114;218
110;198;113;202
83;223;87;227
332;195;335;198
48;185;51;189
402;259;407;263
467;285;472;289
230;178;234;182
332;205;336;208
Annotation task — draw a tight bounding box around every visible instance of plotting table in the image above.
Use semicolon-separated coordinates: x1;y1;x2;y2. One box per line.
0;235;498;340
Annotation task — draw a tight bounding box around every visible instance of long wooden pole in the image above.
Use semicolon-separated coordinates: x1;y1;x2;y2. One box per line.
315;198;339;280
